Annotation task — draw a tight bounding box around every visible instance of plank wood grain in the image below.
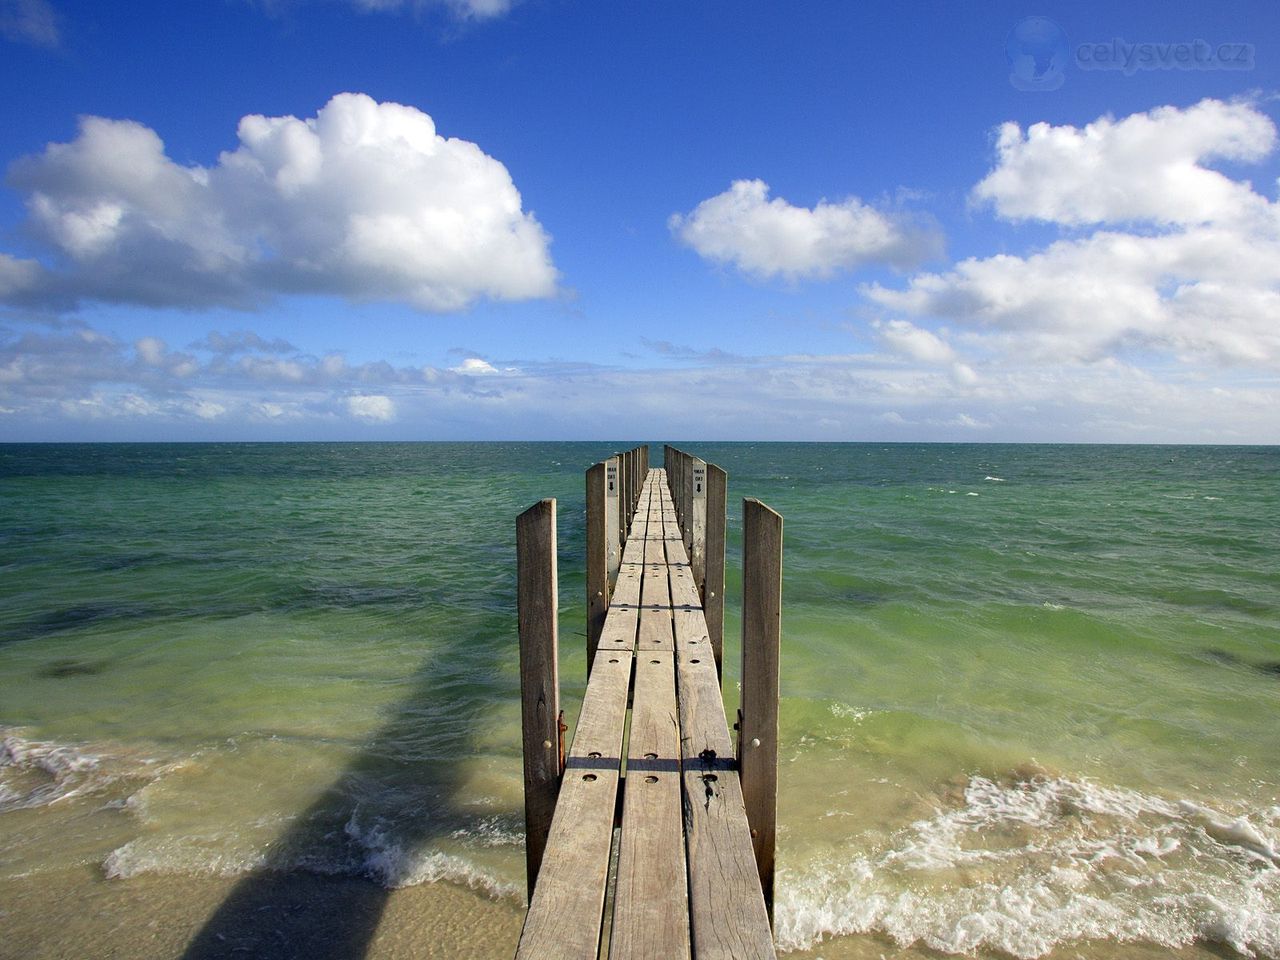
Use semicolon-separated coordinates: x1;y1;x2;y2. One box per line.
586;462;607;676
703;463;727;680
740;498;783;920
610;647;690;959
517;498;560;900
515;644;633;960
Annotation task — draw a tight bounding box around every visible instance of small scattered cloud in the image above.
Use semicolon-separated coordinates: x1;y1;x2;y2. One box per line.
346;393;395;421
0;0;59;48
2;92;558;313
669;179;941;281
357;0;517;20
250;0;516;23
640;338;743;364
874;319;956;365
451;357;499;375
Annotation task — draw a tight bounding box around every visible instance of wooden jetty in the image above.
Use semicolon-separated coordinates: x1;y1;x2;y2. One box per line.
515;445;783;960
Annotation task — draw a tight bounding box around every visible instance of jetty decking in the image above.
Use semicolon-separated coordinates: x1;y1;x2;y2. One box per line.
514;447;782;960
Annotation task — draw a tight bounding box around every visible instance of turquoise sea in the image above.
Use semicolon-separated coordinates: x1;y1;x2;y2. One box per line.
1;442;1277;959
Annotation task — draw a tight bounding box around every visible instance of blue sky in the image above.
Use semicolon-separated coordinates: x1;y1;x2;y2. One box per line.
1;0;1278;441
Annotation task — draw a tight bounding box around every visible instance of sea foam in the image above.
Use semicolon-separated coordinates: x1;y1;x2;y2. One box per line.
0;728;171;811
775;774;1280;958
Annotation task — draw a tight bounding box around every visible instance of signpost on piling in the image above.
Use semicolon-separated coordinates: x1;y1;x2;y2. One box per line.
516;447;780;959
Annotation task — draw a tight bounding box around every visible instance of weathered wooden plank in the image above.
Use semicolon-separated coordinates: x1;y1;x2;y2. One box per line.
517;498;560;900
638;503;673;652
663;491;776;960
586;462;608;676
610;648;690;959
703;463;727;680
515;645;633;960
740;498;783;921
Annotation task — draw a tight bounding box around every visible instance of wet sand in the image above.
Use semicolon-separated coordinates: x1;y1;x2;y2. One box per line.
1;868;1242;960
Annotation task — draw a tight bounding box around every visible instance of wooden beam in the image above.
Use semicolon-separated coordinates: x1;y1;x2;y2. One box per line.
517;498;560;900
689;457;707;594
739;498;783;922
605;456;622;590
586;462;607;676
704;463;727;680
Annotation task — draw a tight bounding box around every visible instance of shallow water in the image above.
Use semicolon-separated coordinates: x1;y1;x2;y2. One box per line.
1;442;1277;958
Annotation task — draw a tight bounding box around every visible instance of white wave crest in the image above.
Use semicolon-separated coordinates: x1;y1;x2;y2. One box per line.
0;728;170;811
776;775;1280;958
345;811;519;899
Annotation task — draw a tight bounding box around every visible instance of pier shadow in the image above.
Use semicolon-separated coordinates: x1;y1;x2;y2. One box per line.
180;604;517;960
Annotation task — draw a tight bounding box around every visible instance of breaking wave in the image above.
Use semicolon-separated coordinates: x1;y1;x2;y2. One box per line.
776;774;1280;958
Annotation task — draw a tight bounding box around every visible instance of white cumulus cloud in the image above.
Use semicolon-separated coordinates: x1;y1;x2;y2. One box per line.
669;179;940;281
3;92;557;312
972;99;1276;226
868;99;1280;370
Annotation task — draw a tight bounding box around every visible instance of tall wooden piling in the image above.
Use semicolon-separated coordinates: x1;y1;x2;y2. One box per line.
517;498;560;899
586;464;608;675
739;498;782;923
704;463;727;678
605;456;622;587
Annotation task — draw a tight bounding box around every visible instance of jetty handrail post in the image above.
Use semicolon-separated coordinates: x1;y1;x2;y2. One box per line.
671;447;681;521
517;498;561;901
605;457;622;587
704;463;727;679
739;497;782;925
618;450;630;529
586;462;613;677
689;457;707;589
672;447;685;527
682;455;696;560
634;445;644;508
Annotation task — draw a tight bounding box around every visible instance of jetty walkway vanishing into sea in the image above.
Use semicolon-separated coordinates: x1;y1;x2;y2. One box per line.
514;446;784;960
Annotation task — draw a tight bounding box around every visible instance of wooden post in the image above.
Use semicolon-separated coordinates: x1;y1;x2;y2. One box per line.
704;463;727;679
518;498;560;901
605;456;621;588
671;448;683;525
586;464;607;677
682;455;695;560
619;453;629;529
740;498;782;924
689;458;707;590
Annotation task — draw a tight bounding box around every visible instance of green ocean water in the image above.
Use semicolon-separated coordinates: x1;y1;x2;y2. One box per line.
1;442;1277;959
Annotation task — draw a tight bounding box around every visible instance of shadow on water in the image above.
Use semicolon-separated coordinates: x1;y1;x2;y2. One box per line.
180;606;516;960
